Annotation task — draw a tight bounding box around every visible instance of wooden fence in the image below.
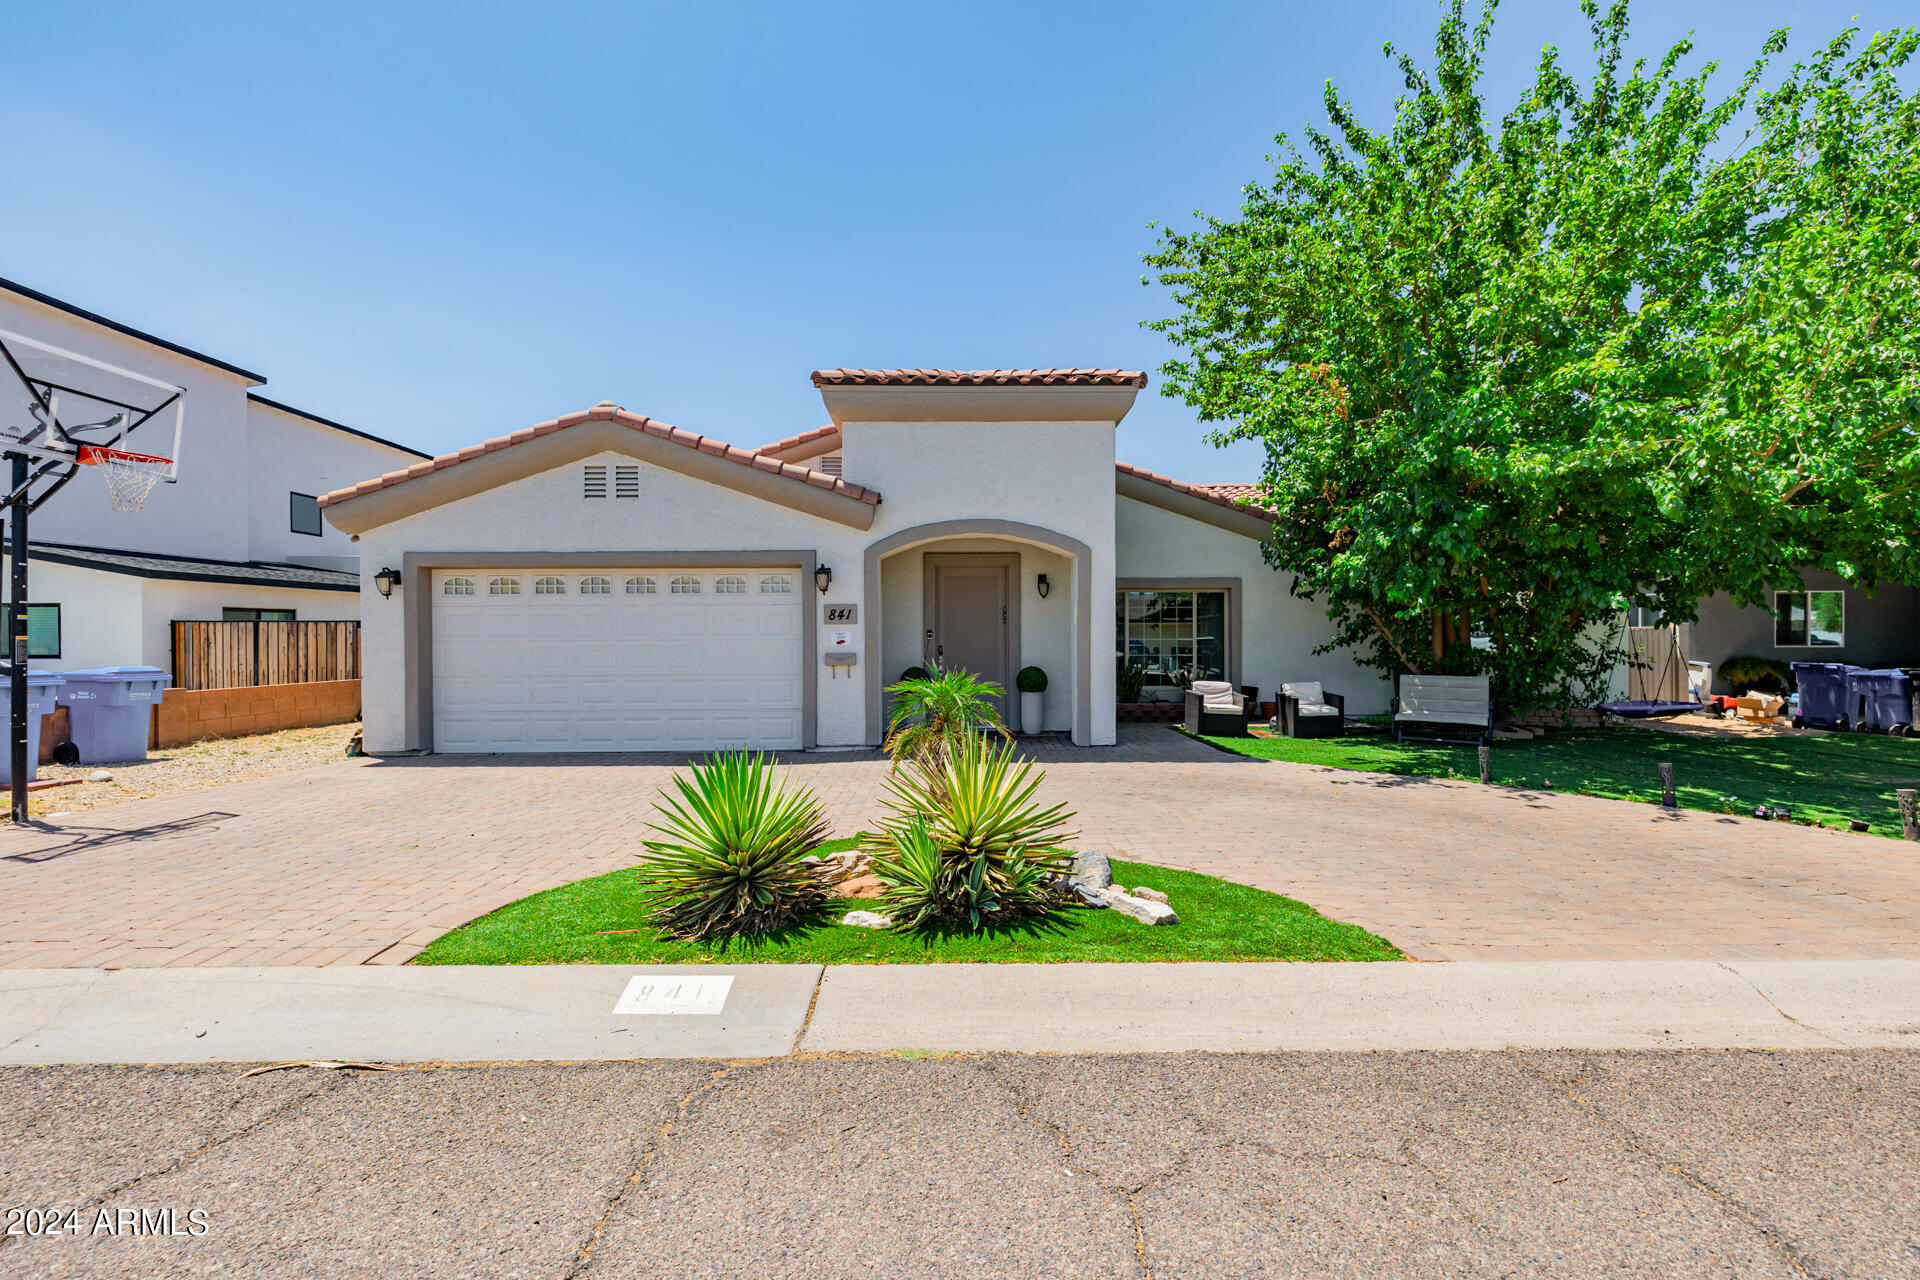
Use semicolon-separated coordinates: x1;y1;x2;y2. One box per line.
170;620;361;691
1623;625;1690;703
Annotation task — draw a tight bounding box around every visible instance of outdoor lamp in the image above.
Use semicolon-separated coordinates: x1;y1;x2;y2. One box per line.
815;565;833;594
374;566;402;599
1036;573;1051;599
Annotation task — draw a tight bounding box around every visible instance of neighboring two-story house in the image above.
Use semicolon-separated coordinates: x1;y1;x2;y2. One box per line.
0;277;428;672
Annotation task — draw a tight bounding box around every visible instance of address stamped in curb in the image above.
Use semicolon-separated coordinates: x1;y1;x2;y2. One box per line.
613;974;733;1015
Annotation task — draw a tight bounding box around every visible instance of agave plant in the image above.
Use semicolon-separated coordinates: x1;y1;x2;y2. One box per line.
866;728;1075;929
637;750;831;940
883;667;1010;767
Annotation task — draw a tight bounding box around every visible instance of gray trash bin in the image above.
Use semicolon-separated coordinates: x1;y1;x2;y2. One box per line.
1847;668;1913;734
55;666;172;764
0;670;65;784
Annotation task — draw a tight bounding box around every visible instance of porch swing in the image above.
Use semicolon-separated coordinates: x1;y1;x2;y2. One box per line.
1596;624;1703;719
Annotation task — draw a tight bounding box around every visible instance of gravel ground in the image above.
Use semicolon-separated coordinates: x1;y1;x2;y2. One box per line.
0;1050;1914;1278
27;722;360;818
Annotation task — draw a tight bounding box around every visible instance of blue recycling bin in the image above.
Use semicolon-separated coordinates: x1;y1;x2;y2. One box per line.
1790;662;1854;729
55;666;172;765
1846;668;1913;734
0;670;65;784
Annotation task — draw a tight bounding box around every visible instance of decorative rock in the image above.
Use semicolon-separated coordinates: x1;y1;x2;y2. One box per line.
1131;886;1170;904
87;770;113;783
1098;888;1177;925
1066;881;1110;908
1070;850;1113;891
841;910;891;929
815;850;873;884
831;873;885;900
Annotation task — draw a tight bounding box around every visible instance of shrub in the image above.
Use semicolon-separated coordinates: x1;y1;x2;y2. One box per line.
637;751;831;940
884;668;1009;766
1718;654;1795;694
1016;665;1048;694
866;729;1076;930
1117;662;1149;703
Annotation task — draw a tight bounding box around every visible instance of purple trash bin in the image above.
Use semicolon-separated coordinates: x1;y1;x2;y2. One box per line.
0;670;65;784
54;666;172;765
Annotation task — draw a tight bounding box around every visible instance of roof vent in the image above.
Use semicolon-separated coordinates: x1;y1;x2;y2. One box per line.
819;453;843;477
584;464;607;499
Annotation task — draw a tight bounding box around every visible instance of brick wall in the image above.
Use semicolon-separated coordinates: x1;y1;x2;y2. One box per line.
149;680;361;749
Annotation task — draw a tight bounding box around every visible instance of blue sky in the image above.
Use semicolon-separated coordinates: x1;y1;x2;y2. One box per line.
1;1;1907;482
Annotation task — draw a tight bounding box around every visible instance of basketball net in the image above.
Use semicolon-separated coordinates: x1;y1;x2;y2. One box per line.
78;445;171;512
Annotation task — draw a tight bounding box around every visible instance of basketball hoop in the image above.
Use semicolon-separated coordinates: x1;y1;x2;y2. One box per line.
78;445;172;512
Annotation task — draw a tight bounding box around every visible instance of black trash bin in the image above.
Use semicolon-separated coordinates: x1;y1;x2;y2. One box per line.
1791;662;1855;730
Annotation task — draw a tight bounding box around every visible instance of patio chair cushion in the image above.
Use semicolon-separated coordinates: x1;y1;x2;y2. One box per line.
1280;681;1324;705
1190;680;1238;707
1294;701;1340;717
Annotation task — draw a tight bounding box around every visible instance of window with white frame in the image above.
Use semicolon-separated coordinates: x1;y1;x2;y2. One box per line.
580;576;612;595
1114;589;1229;690
534;576;567;595
626;575;656;595
443;576;476;596
1775;590;1844;647
761;573;793;594
715;575;746;595
489;576;521;596
670;575;701;594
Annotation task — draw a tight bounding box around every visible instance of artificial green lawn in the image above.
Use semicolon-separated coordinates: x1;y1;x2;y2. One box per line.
413;838;1400;966
1193;722;1920;837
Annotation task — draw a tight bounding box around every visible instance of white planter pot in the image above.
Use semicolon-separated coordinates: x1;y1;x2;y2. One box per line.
1019;690;1045;734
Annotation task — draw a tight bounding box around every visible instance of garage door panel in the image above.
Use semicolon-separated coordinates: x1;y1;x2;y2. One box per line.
433;567;804;753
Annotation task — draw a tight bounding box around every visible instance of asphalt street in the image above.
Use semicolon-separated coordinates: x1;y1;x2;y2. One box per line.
2;1050;1915;1279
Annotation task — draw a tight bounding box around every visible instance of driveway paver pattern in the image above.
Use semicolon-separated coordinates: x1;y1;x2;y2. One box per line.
0;726;1914;966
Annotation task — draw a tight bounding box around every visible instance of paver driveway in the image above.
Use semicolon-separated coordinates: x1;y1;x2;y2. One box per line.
0;727;1915;966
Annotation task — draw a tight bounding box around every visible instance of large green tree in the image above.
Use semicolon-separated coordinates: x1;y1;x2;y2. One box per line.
1145;0;1919;710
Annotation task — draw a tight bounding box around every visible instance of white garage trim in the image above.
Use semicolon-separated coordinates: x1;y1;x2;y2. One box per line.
399;551;818;752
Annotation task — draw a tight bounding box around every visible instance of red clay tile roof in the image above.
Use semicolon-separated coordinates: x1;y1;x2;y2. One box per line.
756;424;840;456
810;368;1148;389
1193;483;1269;505
1116;462;1279;521
317;404;881;509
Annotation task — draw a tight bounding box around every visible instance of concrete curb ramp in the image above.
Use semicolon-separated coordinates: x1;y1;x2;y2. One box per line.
0;960;1915;1065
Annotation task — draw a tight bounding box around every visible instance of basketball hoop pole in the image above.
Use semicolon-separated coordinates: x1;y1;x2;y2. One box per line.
8;450;28;823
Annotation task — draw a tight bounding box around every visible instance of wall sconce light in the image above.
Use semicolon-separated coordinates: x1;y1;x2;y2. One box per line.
374;566;402;599
814;565;833;594
1036;573;1050;599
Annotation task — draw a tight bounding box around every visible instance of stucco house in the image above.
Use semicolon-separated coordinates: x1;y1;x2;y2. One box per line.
0;277;429;671
324;368;1389;753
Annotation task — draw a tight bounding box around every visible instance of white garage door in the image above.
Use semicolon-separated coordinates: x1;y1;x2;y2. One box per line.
432;568;805;752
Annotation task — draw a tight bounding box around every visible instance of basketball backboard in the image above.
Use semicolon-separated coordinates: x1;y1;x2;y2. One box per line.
0;328;183;502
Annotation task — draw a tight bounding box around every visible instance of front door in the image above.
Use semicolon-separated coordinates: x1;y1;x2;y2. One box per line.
926;554;1014;725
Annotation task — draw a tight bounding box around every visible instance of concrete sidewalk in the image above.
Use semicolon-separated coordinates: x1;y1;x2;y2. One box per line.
2;959;1917;1064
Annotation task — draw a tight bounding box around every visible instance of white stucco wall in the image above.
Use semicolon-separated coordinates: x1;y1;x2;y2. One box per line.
0;558;356;672
843;420;1117;744
1113;495;1392;715
138;580;360;675
0;292;255;561
246;401;419;567
350;449;873;752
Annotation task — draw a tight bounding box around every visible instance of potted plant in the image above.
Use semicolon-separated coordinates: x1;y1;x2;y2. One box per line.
1016;666;1048;734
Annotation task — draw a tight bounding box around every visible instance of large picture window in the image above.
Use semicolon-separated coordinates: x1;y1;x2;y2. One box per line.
1775;590;1844;647
1116;589;1228;691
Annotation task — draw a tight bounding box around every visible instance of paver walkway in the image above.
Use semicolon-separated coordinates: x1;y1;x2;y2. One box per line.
0;726;1915;966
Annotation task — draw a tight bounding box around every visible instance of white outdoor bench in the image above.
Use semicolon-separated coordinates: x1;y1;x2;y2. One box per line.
1392;674;1493;745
